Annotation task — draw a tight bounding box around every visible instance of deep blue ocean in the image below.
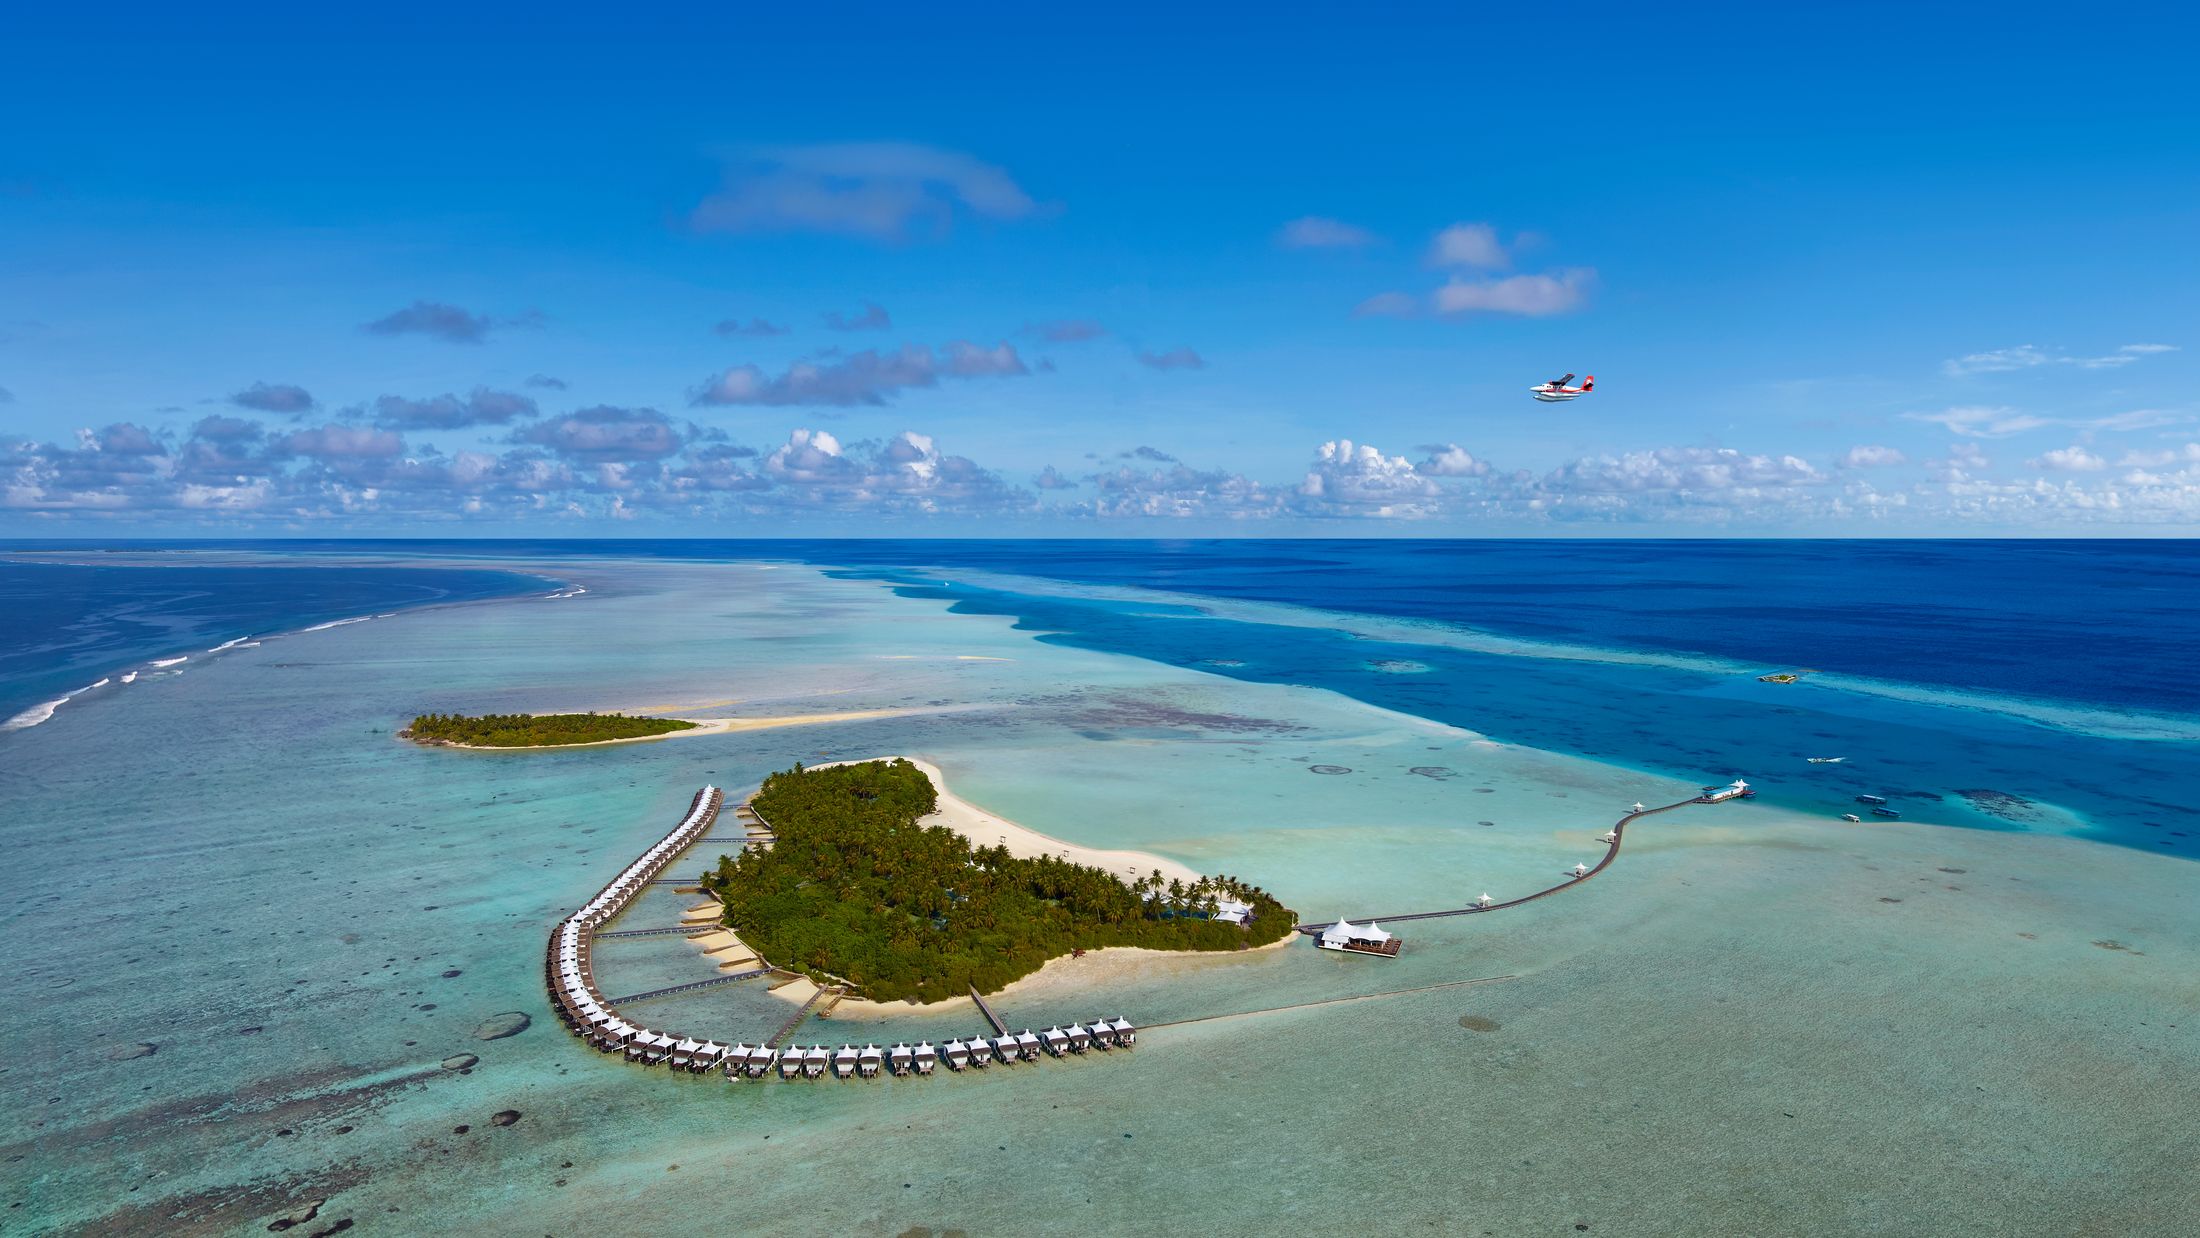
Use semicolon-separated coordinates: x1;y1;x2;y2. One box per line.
0;555;552;724
7;539;2196;856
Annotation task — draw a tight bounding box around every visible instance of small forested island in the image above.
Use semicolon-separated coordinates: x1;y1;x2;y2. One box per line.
705;759;1295;1003
402;712;698;748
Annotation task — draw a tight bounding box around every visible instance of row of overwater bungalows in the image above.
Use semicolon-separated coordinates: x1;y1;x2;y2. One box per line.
546;787;722;1057
547;787;1143;1083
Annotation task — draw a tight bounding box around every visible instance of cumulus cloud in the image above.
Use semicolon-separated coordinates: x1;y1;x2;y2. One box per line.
694;341;1029;407
362;301;539;344
513;405;689;461
2119;442;2200;468
524;374;568;390
1943;342;2180;377
1277;216;1378;250
757;427;1024;513
1353;291;1419;319
1032;465;1078;490
1416;443;1490;477
2031;445;2108;472
1427;222;1508;270
823;303;891;332
1028;319;1107;342
1541;446;1824;495
716;317;790;337
690;143;1039;243
1136;347;1205;371
1081;462;1276;519
368;388;539;430
1122;445;1177;463
1298;439;1441;516
1433;268;1594;317
1839;444;1907;468
270;424;405;461
230;382;315;414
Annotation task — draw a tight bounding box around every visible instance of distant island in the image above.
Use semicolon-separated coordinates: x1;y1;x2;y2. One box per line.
704;758;1293;1003
403;712;698;748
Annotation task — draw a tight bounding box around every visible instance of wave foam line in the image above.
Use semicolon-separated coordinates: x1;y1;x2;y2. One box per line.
151;656;189;668
207;637;253;652
299;616;373;633
4;678;110;732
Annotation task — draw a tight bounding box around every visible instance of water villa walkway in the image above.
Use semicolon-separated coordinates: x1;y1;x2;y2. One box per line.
544;786;1137;1084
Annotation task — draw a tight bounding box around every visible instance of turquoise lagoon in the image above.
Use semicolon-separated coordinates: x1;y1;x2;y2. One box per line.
3;556;2195;1235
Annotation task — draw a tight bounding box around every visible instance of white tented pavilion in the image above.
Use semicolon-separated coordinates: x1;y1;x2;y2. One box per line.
1320;918;1392;949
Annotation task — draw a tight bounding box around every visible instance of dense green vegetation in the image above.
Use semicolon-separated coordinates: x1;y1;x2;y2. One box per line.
705;759;1295;1003
404;712;697;747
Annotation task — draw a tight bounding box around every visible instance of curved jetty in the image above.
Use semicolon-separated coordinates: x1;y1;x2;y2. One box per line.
544;786;1137;1085
1295;783;1742;935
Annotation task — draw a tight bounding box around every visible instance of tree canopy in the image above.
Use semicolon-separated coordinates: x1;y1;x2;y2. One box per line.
704;759;1295;1003
405;712;696;747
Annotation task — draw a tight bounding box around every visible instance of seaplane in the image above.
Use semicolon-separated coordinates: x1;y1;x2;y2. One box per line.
1530;373;1595;403
1567;862;1591;878
1806;756;1847;764
1475;892;1495;908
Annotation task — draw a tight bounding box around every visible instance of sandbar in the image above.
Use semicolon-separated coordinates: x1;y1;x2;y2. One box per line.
415;706;966;751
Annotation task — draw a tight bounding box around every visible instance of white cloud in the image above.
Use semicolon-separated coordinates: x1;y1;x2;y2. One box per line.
1277;216;1377;249
1901;405;2052;438
1433;268;1593;317
1427;222;1508;270
1297;439;1441;517
2030;445;2108;472
1415;444;1491;477
1943;342;2179;377
690;143;1038;243
1838;444;1907;468
2119;442;2200;468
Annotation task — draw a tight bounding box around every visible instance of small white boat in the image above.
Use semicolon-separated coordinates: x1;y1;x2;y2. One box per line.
1842;813;1862;823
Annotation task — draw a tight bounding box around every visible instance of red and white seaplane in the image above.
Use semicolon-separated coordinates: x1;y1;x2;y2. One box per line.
1530;373;1595;403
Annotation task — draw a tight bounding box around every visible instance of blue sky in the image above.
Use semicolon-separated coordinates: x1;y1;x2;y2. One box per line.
4;3;2196;534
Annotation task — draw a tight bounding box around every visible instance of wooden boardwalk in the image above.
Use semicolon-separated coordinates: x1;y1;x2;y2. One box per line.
608;969;771;1006
766;984;841;1049
1295;795;1706;933
968;984;1008;1037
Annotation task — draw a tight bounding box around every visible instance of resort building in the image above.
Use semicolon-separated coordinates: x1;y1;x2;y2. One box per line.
1316;919;1400;957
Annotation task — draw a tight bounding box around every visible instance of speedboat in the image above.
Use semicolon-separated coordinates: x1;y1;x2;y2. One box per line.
1841;813;1862;823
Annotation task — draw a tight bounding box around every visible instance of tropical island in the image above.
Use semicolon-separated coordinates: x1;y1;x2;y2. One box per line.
703;758;1294;1003
403;711;698;748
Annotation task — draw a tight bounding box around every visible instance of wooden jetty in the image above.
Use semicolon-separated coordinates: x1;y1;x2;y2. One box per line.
1295;792;1714;936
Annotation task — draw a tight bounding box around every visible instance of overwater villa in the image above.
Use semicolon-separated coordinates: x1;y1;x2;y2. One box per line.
859;1044;884;1078
914;1042;938;1075
1317;919;1400;957
833;1046;859;1079
1087;1019;1115;1050
1042;1027;1071;1057
1109;1017;1136;1047
801;1045;829;1078
778;1050;803;1080
966;1036;993;1067
943;1039;971;1071
1699;779;1753;803
889;1043;916;1076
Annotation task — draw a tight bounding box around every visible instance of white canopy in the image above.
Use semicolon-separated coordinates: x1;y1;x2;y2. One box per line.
1321;918;1391;945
